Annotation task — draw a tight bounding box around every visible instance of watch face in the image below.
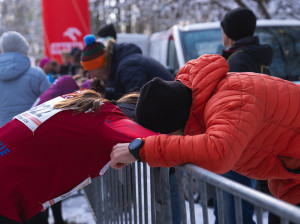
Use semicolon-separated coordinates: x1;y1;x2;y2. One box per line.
129;138;143;161
129;138;143;151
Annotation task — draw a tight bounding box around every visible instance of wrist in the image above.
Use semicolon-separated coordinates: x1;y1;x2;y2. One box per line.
128;138;144;162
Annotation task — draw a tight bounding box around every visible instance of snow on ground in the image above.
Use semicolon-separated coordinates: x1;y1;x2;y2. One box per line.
48;194;96;224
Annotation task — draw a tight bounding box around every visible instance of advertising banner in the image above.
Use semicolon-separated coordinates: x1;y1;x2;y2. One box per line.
41;0;91;63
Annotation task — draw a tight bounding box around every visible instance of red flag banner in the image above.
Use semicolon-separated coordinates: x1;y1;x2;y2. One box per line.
41;0;91;63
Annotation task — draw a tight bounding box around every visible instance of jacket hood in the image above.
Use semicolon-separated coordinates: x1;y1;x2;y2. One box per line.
228;36;273;66
175;54;229;135
110;43;142;76
0;52;31;81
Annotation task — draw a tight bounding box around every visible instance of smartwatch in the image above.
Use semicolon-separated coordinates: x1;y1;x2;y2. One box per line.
128;138;144;162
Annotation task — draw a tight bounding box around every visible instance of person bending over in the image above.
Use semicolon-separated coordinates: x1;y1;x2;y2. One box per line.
0;90;156;224
110;54;300;224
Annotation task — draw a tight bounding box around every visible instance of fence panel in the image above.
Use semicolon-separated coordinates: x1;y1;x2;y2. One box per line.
84;163;300;224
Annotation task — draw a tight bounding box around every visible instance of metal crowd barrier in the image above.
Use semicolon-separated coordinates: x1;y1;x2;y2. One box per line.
84;163;300;224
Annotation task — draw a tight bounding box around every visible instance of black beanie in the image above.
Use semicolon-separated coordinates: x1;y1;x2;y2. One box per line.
136;77;192;134
97;24;117;40
221;7;257;41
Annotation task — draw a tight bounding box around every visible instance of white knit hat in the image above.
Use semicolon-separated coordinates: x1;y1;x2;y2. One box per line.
0;31;29;54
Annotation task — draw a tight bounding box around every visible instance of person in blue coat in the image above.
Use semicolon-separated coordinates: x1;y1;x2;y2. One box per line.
0;31;51;127
80;34;173;100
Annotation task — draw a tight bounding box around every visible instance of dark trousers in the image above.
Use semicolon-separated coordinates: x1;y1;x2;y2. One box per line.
23;201;65;224
47;202;65;224
22;211;48;224
0;215;21;224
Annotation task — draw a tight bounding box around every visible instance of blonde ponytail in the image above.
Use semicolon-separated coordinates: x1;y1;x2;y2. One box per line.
54;89;107;114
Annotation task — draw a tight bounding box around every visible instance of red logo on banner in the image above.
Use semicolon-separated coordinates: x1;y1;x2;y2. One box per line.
41;0;91;63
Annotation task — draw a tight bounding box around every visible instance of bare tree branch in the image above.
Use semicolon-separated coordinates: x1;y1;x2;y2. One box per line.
233;0;248;8
253;0;271;19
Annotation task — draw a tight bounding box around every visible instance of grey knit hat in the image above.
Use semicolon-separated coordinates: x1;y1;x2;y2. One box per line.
0;31;29;54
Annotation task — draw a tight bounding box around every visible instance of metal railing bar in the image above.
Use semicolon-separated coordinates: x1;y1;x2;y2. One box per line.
126;165;133;223
132;164;137;224
187;174;196;224
254;206;263;224
178;164;300;223
175;170;188;224
99;177;104;223
150;168;156;224
216;187;224;224
143;163;148;224
118;174;123;224
160;168;173;223
154;168;163;224
199;180;209;224
113;171;119;223
104;172;109;223
234;195;243;224
122;169;128;224
137;163;143;224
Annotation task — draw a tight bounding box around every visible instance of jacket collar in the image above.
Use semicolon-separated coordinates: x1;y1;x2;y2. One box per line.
222;36;259;59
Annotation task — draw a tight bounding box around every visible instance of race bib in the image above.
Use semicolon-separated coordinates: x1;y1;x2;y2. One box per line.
14;96;64;132
99;161;110;176
42;177;92;209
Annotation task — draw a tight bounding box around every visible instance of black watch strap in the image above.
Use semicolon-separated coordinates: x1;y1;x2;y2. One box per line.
128;138;144;162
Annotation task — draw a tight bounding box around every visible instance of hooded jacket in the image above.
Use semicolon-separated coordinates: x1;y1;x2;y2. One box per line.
105;43;173;100
33;75;79;106
139;54;300;204
0;52;50;127
0;97;156;222
222;36;273;74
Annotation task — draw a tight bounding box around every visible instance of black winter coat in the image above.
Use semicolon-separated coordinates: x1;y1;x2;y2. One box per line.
222;36;273;74
105;43;173;100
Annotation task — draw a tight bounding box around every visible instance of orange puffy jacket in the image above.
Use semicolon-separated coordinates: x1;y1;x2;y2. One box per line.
139;54;300;204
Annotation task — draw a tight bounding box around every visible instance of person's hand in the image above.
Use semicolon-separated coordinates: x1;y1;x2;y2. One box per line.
110;143;137;169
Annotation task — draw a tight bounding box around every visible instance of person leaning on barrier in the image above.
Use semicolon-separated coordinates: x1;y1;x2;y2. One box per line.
134;79;192;224
117;82;192;224
110;54;300;224
80;34;174;101
0;89;157;224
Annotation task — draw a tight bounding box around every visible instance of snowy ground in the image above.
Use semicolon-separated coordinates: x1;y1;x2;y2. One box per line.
48;193;269;224
48;194;96;224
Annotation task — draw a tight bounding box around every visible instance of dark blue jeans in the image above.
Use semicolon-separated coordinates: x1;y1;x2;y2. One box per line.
214;171;256;224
